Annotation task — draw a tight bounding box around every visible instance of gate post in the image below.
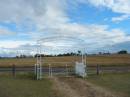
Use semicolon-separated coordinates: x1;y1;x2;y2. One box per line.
49;64;52;77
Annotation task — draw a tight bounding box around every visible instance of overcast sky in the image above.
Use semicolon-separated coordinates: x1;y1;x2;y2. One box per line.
0;0;130;56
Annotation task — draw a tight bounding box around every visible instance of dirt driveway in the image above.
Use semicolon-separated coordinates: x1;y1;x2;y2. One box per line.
51;77;118;97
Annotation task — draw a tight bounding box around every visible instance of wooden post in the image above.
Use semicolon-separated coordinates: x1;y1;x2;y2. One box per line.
49;64;50;77
96;64;99;75
66;64;68;77
50;64;52;77
12;64;16;77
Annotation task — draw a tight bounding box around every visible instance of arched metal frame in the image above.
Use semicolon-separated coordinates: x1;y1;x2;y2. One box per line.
35;35;87;79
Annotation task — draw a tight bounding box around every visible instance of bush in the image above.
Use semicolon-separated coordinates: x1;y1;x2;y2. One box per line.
118;50;128;54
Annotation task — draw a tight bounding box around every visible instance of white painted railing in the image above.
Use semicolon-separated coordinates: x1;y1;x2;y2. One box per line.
75;62;86;77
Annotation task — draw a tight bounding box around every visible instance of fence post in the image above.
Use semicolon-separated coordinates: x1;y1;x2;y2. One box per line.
12;64;16;77
51;64;52;77
66;64;68;77
96;64;99;75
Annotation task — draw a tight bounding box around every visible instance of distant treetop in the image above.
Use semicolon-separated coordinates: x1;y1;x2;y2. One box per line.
118;50;128;54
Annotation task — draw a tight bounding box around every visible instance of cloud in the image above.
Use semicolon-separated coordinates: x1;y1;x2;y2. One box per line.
0;0;68;24
0;0;130;56
86;0;130;14
30;22;130;53
86;0;130;22
0;40;34;48
0;0;46;22
112;14;130;22
0;27;15;35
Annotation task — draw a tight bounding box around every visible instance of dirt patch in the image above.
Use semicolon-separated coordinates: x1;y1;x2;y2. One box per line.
51;77;119;97
51;77;80;97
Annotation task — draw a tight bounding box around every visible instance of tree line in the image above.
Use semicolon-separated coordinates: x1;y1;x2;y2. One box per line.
0;50;128;58
16;50;128;58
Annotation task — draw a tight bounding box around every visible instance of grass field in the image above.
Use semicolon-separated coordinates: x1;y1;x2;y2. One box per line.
0;73;114;97
87;73;130;97
0;73;130;97
0;54;130;97
0;73;60;97
0;54;130;67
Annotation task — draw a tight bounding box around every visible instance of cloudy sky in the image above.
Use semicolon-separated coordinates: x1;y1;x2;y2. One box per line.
0;0;130;56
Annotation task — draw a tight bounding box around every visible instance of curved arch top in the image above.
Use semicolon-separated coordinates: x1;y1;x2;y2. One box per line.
37;35;87;48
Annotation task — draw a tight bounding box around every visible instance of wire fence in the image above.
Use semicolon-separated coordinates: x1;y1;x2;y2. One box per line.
0;64;130;77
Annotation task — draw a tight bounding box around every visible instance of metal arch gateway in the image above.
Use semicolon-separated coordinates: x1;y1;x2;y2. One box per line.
38;36;86;45
35;35;87;80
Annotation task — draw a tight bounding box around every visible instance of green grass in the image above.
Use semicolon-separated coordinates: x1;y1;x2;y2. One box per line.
87;73;130;97
0;73;59;97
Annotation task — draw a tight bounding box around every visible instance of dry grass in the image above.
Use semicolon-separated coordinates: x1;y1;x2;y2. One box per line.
87;54;130;66
0;54;130;67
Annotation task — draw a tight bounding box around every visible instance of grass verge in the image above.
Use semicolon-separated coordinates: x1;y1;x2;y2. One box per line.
87;73;130;97
0;73;60;97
